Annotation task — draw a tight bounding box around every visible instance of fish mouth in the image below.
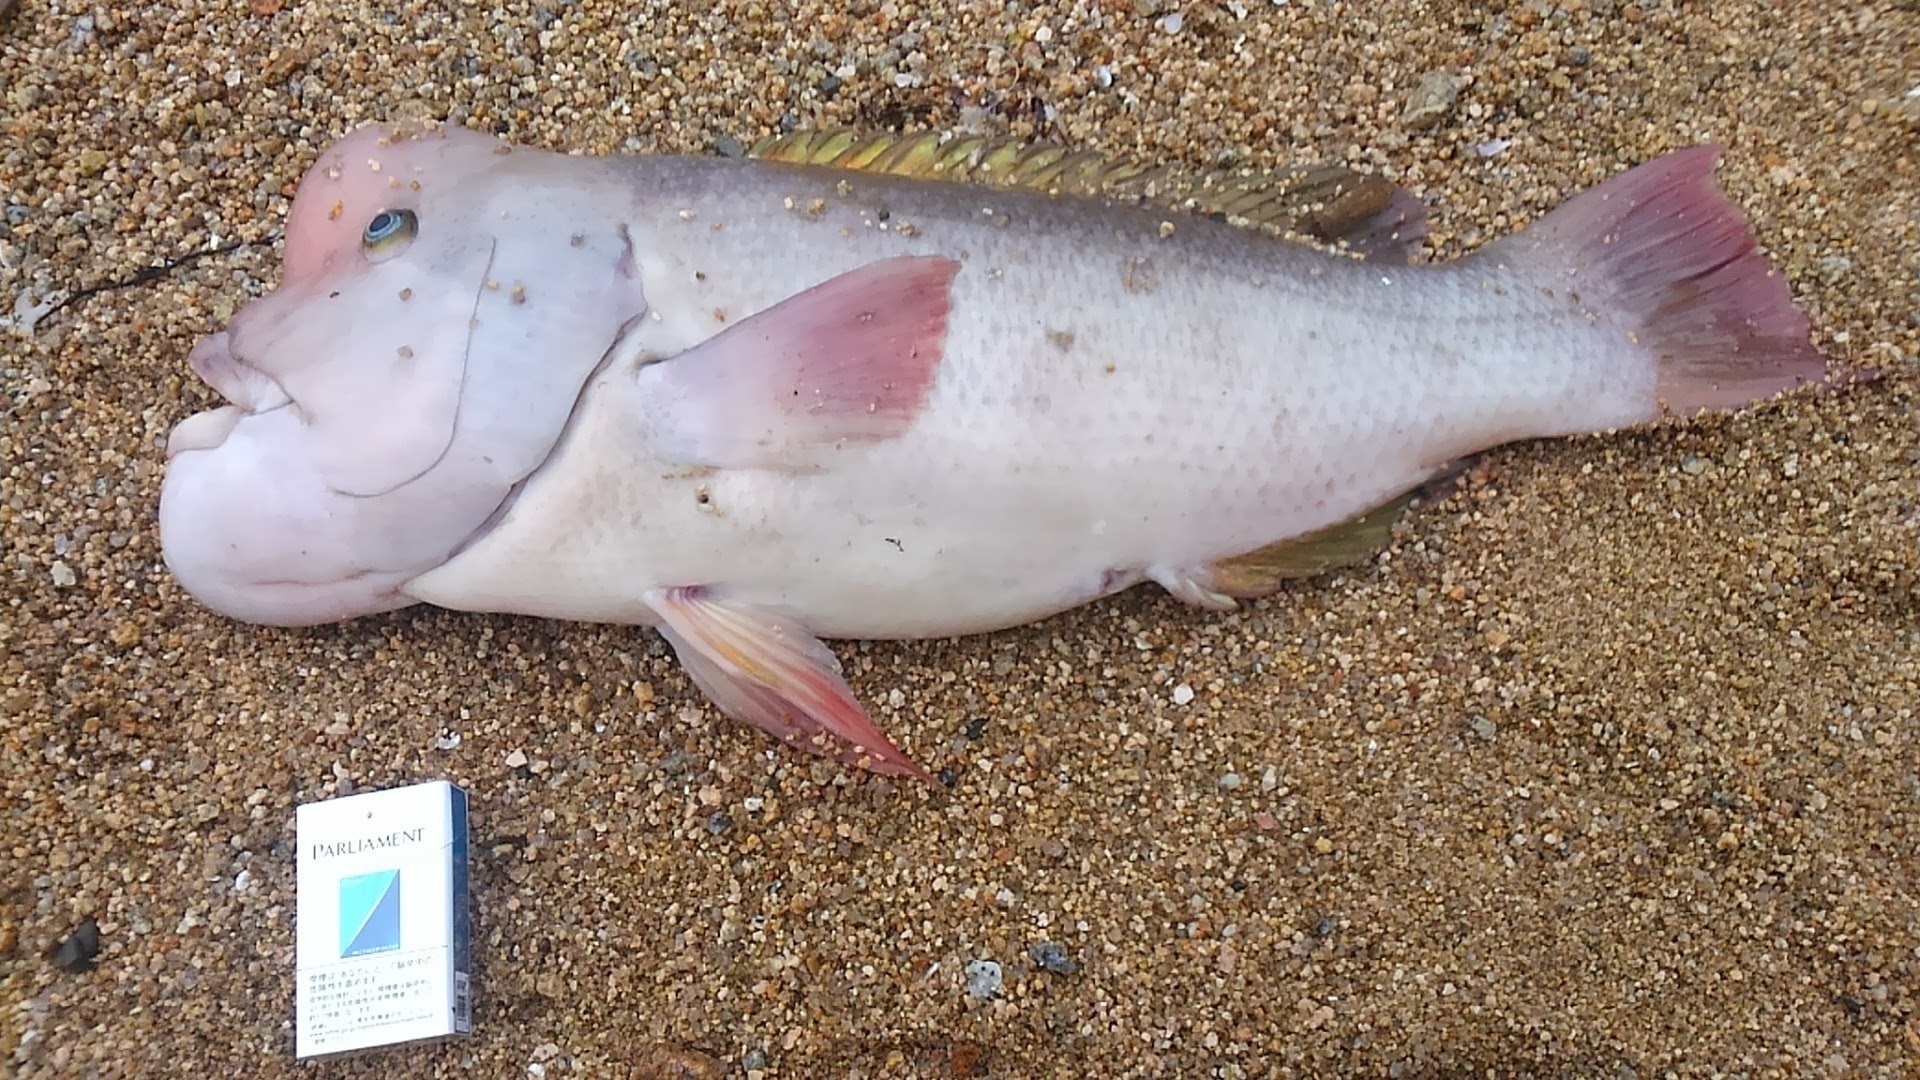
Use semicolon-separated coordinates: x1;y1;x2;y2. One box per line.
165;405;246;459
187;330;295;414
167;331;296;459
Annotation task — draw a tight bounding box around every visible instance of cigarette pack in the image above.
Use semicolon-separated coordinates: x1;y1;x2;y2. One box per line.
294;780;471;1058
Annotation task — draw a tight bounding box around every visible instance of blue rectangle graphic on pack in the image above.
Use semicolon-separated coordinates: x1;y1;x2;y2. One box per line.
338;868;402;958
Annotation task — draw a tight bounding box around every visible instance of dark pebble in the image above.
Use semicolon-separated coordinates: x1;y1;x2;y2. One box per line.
51;916;100;974
1028;941;1078;975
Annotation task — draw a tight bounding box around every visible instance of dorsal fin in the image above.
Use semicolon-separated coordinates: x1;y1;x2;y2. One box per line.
747;129;1164;195
746;129;1429;263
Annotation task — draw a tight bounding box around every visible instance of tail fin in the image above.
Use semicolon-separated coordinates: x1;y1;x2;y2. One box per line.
1497;145;1830;415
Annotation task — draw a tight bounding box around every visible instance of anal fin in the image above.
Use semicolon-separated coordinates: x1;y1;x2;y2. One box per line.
1205;486;1432;599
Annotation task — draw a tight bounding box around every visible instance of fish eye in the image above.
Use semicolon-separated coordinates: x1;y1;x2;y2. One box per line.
362;208;418;259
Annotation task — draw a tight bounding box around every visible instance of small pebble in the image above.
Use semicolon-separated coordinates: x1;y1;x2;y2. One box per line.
50;918;100;974
1029;942;1079;975
1171;683;1195;705
963;959;1003;1000
1403;70;1461;130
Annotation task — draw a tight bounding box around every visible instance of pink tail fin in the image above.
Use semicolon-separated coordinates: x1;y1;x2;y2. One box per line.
1499;145;1830;415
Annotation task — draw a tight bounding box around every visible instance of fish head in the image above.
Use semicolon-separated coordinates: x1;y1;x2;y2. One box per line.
160;119;650;627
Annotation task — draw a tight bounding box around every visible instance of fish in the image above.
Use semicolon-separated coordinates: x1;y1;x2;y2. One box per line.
159;119;1833;781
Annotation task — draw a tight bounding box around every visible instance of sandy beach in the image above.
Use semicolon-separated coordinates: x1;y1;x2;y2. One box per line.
2;0;1915;1075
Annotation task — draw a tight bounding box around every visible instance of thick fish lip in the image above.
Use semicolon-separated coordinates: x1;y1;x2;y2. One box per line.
187;330;293;414
165;405;245;459
169;328;294;459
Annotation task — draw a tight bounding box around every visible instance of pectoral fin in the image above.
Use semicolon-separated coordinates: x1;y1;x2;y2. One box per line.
635;255;959;473
644;586;930;780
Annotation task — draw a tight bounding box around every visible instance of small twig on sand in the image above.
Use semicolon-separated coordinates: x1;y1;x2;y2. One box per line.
32;235;273;326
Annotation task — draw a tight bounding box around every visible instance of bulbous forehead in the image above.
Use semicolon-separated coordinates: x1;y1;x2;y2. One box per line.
282;121;511;280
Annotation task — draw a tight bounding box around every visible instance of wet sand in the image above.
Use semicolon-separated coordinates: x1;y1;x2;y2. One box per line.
2;1;1916;1075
